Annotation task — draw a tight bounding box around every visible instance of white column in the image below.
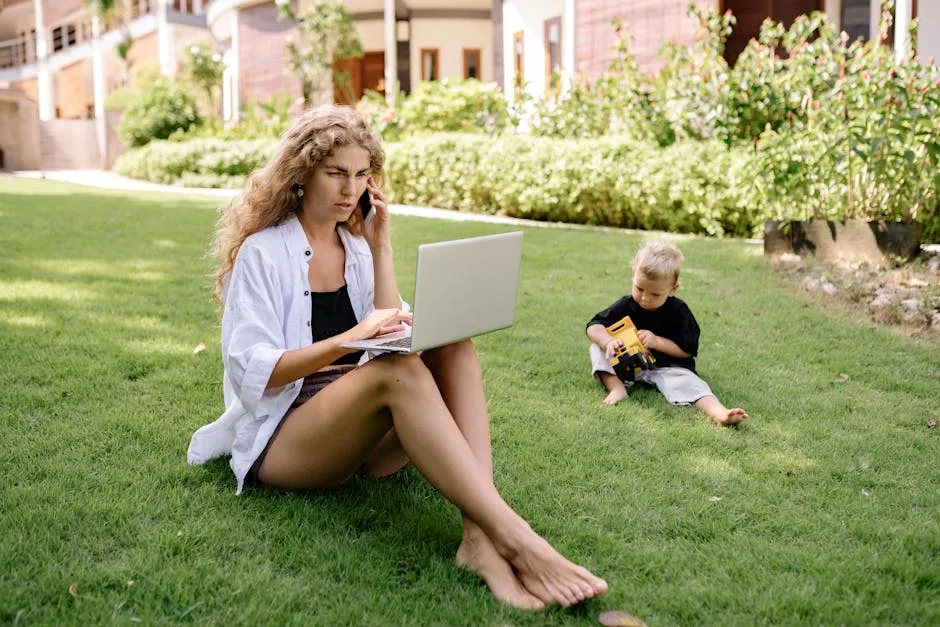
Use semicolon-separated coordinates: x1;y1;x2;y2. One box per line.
34;0;55;120
230;10;240;122
193;0;203;15
92;15;108;168
384;0;397;104
562;0;575;92
894;0;911;61
157;0;175;76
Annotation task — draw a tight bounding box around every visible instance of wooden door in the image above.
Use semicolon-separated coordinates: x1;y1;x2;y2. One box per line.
721;0;823;65
333;51;384;104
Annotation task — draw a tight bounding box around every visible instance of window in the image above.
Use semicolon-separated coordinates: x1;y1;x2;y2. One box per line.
420;48;439;81
512;30;524;83
544;16;562;92
51;25;77;52
463;48;481;80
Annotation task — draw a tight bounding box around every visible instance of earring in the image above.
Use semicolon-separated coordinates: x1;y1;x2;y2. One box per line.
295;185;304;198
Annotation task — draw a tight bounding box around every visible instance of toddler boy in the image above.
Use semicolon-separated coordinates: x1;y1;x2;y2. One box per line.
586;241;748;426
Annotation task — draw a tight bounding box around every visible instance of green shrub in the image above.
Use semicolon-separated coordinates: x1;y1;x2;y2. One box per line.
385;133;759;236
118;78;201;147
399;79;508;134
112;138;275;186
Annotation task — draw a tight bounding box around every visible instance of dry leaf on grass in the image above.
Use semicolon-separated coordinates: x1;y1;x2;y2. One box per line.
192;343;207;355
68;582;78;598
834;373;850;383
599;610;649;627
927;417;938;428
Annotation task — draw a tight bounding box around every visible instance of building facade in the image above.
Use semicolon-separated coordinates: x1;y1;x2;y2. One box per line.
206;0;494;122
499;0;940;101
0;0;212;169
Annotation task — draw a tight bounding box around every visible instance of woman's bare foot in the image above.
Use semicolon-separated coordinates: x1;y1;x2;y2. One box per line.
456;523;545;610
495;525;607;607
714;408;748;426
603;388;628;405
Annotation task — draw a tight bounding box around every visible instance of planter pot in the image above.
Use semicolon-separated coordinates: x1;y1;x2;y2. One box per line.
764;219;923;264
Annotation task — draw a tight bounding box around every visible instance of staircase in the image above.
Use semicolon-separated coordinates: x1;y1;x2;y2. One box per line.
39;119;102;169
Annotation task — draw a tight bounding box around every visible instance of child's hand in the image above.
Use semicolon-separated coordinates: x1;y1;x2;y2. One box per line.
605;338;624;359
636;330;657;350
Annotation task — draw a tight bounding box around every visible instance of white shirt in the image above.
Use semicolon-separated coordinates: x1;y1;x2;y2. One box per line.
186;214;401;494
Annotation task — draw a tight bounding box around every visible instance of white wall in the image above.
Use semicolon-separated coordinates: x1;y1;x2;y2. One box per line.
408;17;492;86
917;1;940;64
353;18;385;54
501;0;564;100
0;3;36;41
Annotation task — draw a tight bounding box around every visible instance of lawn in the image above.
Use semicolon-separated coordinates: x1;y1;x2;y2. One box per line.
1;178;937;625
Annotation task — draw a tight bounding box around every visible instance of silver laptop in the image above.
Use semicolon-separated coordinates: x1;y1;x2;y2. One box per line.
341;231;524;354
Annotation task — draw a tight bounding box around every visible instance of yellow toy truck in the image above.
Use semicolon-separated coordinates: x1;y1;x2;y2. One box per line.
606;315;656;381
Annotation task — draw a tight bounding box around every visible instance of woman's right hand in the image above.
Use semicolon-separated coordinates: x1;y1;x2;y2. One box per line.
344;308;413;343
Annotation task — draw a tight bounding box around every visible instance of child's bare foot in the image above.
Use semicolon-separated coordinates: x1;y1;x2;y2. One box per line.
496;526;607;607
714;408;748;426
456;525;545;610
603;388;628;405
695;396;748;427
598;373;627;405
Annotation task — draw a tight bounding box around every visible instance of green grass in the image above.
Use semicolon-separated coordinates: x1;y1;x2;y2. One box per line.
1;178;938;625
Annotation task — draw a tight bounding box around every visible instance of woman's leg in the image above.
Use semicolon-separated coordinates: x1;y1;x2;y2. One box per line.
259;353;607;607
419;341;544;609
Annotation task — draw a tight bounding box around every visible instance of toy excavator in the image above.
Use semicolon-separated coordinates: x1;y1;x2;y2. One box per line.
606;315;656;382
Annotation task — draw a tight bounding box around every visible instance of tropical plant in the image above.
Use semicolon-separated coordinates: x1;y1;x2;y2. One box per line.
751;6;940;232
182;42;224;114
84;0;134;86
276;0;363;106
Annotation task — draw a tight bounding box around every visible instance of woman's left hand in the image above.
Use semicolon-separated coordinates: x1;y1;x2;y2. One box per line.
362;177;392;252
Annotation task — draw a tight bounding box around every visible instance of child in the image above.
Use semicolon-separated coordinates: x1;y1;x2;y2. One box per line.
585;241;748;426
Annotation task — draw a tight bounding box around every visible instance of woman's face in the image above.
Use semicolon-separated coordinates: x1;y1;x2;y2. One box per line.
301;143;372;223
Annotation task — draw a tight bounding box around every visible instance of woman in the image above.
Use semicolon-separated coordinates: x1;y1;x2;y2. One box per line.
187;105;607;609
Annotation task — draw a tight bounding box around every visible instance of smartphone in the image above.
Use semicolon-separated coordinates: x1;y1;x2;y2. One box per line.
358;189;374;222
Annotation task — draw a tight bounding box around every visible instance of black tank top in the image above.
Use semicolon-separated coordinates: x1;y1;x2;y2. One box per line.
310;284;363;365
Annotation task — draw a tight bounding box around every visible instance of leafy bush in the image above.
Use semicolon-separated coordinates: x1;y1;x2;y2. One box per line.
398;79;508;134
749;10;940;236
385;133;759;236
118;78;201;147
112;138;275;186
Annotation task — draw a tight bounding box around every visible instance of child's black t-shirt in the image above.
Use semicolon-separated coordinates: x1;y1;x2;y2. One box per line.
586;295;700;371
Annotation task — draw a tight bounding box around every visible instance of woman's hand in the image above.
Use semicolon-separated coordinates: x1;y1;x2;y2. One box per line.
344;308;413;343
361;178;392;253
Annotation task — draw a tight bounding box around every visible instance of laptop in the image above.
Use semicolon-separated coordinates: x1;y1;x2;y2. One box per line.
341;231;524;354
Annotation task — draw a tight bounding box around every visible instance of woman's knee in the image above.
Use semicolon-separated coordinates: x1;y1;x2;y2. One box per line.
422;339;478;370
371;353;433;391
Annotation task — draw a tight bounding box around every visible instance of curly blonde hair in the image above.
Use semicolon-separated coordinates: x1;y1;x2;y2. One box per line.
211;105;385;305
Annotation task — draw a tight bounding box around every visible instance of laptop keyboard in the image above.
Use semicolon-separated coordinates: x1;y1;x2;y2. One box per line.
373;336;412;349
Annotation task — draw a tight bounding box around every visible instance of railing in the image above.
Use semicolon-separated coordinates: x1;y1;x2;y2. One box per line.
44;11;94;56
0;32;36;70
0;0;205;71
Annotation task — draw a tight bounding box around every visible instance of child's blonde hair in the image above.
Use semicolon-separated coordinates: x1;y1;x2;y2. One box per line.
632;241;683;284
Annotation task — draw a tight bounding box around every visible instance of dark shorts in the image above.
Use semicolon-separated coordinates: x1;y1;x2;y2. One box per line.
244;365;355;487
